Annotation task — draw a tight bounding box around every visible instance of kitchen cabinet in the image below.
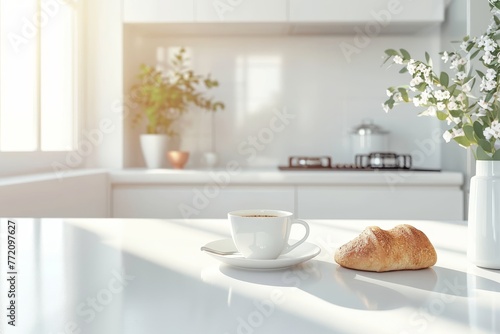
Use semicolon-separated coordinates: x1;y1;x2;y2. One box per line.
112;185;295;218
110;170;464;220
195;0;287;22
123;0;194;23
122;0;446;34
297;185;463;220
289;0;444;23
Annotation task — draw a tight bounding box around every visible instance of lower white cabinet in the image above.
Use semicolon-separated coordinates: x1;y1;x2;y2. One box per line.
297;186;463;220
113;185;295;218
111;171;464;220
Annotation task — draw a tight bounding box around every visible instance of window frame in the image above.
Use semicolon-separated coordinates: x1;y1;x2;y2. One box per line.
0;0;83;176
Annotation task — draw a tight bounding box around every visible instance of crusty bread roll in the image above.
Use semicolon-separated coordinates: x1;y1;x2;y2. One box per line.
334;224;437;272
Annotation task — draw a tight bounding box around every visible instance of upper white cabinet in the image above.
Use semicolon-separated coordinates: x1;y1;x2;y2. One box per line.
289;0;444;23
195;0;287;22
123;0;194;23
123;0;446;33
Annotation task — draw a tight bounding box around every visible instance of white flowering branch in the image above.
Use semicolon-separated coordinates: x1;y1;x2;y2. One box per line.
383;1;500;161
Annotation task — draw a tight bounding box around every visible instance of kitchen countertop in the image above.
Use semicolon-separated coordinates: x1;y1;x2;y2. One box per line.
110;168;464;186
1;218;498;334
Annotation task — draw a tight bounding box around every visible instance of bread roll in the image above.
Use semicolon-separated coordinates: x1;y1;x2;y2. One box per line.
334;224;437;272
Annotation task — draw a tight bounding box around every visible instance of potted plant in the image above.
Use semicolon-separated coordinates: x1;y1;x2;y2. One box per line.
382;0;500;269
130;47;224;168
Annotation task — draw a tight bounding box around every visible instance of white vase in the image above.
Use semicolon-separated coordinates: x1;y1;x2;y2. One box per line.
202;152;218;168
468;160;500;269
140;134;169;168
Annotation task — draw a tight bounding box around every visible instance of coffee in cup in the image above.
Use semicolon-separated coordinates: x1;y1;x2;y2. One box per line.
228;209;310;260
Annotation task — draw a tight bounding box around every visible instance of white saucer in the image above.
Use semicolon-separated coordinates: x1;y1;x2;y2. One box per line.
201;239;321;270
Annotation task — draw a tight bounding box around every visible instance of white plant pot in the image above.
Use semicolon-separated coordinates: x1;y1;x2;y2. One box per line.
468;160;500;269
140;134;169;168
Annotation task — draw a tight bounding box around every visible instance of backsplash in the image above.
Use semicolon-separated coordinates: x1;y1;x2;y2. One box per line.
124;28;442;169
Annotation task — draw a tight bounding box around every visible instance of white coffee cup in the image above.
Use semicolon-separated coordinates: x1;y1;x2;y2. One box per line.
228;209;310;260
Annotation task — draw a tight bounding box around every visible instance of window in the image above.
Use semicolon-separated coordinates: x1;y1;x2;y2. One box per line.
0;0;79;152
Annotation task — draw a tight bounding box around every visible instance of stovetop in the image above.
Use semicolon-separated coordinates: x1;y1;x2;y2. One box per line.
278;153;441;172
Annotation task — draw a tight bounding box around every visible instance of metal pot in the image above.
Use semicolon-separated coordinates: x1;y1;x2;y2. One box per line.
350;119;389;159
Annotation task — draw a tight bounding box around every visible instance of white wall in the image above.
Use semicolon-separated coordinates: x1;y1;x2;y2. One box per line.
440;0;468;175
124;28;443;170
82;0;124;170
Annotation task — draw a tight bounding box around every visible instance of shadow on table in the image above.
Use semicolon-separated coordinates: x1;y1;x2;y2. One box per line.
220;260;500;332
356;266;500;296
220;260;409;310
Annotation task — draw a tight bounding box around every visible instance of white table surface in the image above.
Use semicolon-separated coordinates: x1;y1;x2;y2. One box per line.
1;218;499;334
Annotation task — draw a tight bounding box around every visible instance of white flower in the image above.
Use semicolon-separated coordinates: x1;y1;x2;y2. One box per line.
477;108;488;117
437;102;446;111
447;116;461;125
443;131;453;143
410;76;424;87
413;97;421;107
483;52;495;65
434;90;450;101
448;101;458;110
450;59;460;70
443;128;465;143
456;71;466;80
417;64;427;72
480;76;497;91
460;41;469;52
441;51;449;63
478;35;487;47
420;91;430;104
478;98;492;111
484;120;500;140
462;82;472;93
393;92;403;102
407;59;417;75
486;68;497;81
484;38;497;52
386;89;392;97
419;106;437;117
393;55;403;64
382;103;390;113
487;22;497;34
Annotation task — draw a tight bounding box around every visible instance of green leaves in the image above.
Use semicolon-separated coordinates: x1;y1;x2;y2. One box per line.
440;72;449;87
398;88;410;102
425;52;431;63
385;49;399;57
476;146;491;160
400;49;411;60
474;121;486;141
436;111;448;121
382;28;500;156
478;139;493;153
454;136;471;148
464;124;476;144
129;48;225;135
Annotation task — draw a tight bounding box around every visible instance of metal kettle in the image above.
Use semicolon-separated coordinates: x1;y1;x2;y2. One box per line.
350;119;389;159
